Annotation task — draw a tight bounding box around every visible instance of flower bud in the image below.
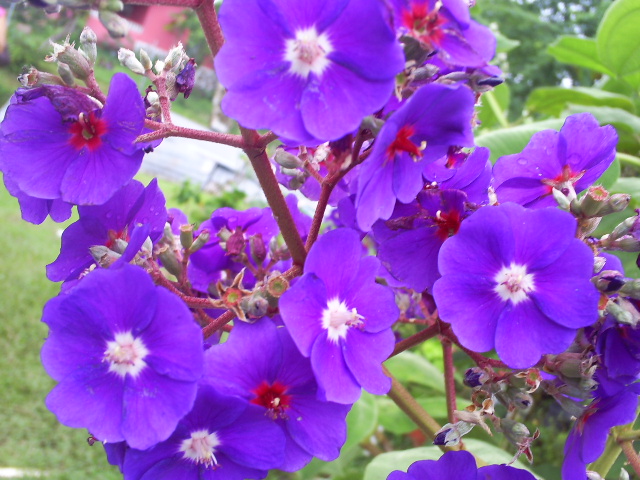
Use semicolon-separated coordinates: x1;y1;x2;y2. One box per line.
594;270;626;293
188;229;210;253
250;233;267;264
610;215;638;241
164;43;187;71
157;245;183;278
552;187;572;210
577;185;609;217
226;229;246;256
175;58;196;99
360;115;385;136
594;256;607;274
611;236;640;252
98;0;124;12
274;148;303;169
118;48;145;75
139;49;153;71
619;279;640;299
606;298;640;327
90;245;121;267
179;224;194;250
79;27;98;65
240;293;269;319
48;40;91;81
99;11;128;38
499;419;532;447
463;367;489;388
433;421;474;447
154;60;166;74
57;62;75;86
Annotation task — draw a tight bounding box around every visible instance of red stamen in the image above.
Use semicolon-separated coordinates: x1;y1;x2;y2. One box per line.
387;125;423;160
105;228;130;249
435;209;461;241
68;111;108;151
250;381;292;419
402;2;447;48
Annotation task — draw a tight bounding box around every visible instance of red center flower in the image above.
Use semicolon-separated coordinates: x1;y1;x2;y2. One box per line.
387;124;424;161
250;380;292;419
68;111;108;151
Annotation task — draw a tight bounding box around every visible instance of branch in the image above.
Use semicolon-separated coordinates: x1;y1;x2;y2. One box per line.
442;338;457;424
620;440;640;477
195;0;225;58
389;324;440;358
136;124;246;148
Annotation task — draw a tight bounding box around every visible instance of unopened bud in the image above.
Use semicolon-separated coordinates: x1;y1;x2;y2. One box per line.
610;216;638;241
274;148;303;169
79;27;98;65
99;11;128;38
118;48;145;75
98;0;124;12
433;421;474;447
250;233;267;264
48;40;91;81
154;60;166;74
175;58;196;99
188;229;210;253
606;298;639;326
139;49;152;71
90;245;121;267
594;270;626;293
463;367;489;388
619;279;640;299
158;247;183;278
164;43;187;71
499;419;530;446
225;229;246;256
412;64;439;82
577;185;609;217
57;62;75;86
360;115;385;136
594;256;607;274
611;236;640;252
552;187;572;210
179;224;194;249
240;293;269;319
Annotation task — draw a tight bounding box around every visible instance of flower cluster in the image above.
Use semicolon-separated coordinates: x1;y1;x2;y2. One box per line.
3;2;638;480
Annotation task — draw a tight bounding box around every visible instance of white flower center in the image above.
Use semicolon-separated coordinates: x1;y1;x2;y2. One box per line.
103;331;149;378
321;298;364;342
284;26;332;78
179;429;221;468
494;263;535;305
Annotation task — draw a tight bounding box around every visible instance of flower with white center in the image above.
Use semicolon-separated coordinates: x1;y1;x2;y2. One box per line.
41;264;204;450
284;27;332;78
279;228;399;404
433;203;599;368
321;298;364;342
215;0;405;145
494;263;535;305
104;331;149;378
180;429;221;468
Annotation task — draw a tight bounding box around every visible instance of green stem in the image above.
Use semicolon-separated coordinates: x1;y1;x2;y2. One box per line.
483;90;508;128
617;152;640;170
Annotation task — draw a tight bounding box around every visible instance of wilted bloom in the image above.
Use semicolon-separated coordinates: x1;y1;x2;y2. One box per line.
122;385;285;480
46;179;167;282
204;319;350;471
41;264;204;450
388;450;536;480
279;228;399;403
493;113;618;208
0;73;146;205
215;0;404;145
355;83;475;231
433;203;599;368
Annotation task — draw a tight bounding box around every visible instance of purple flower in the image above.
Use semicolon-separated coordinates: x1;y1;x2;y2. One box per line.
0;73;146;205
562;376;640;480
433;203;599;368
493;113;618;208
388;450;536;480
391;0;497;69
41;264;204;450
203;318;350;471
215;0;404;145
3;174;72;225
278;228;399;403
46;179;167;282
176;58;197;99
355;83;475;231
122;385;285;480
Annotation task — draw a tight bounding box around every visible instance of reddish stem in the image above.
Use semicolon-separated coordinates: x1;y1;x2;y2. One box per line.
305;183;332;251
258;131;279;148
84;71;106;104
124;0;201;6
620;441;640;477
136;125;246;148
240;126;307;266
389;324;440;358
440;323;508;369
202;310;235;338
442;338;457;424
196;0;225;57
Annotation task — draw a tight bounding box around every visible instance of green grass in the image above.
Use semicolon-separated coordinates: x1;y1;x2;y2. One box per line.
0;178;120;479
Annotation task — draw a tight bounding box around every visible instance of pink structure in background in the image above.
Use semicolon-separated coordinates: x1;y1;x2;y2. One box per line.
87;5;190;56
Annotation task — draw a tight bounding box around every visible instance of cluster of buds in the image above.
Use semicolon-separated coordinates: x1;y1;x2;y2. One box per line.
40;28;98;86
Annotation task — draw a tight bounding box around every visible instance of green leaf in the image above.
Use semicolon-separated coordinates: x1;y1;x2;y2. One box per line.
478;83;510;130
597;0;640;77
463;439;544;479
343;392;379;451
384;351;445;393
363;447;442;480
526;87;635;117
563;105;640;134
547;36;615;76
494;30;520;53
475;119;565;163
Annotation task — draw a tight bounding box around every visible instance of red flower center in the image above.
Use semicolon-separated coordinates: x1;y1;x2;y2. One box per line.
541;165;586;195
105;228;130;249
401;2;447;48
68;111;107;151
435;209;461;241
387;125;424;161
250;380;292;419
